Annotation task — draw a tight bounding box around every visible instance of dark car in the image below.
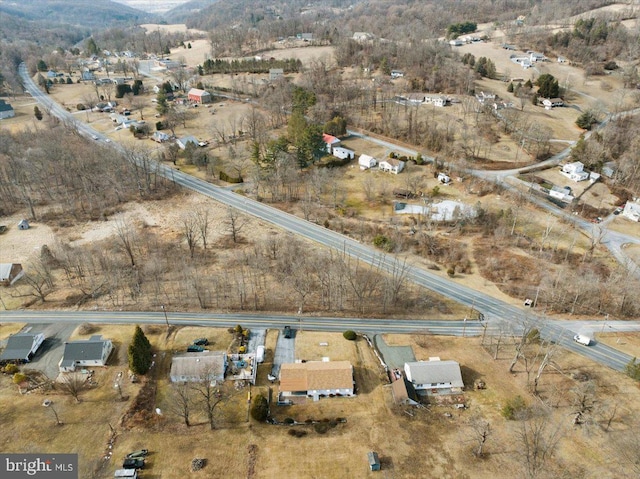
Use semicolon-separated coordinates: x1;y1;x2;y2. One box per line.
187;345;204;352
283;325;292;339
126;450;148;459
193;338;209;346
122;458;144;469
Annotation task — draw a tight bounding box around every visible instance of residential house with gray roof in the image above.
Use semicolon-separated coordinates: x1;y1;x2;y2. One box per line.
59;335;113;372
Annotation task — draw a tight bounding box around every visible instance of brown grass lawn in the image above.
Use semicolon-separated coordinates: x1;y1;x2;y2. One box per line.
0;323;26;339
595;332;640;358
3;327;639;478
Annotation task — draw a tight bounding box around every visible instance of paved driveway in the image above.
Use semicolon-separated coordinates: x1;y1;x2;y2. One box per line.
374;335;416;370
271;328;295;377
21;323;76;379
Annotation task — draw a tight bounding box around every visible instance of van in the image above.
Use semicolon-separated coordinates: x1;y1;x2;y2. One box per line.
573;334;591;346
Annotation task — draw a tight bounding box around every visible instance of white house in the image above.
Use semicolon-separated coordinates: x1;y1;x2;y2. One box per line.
279;360;354;401
561;161;589;182
622;200;640;222
404;359;464;395
449;39;464;47
549;185;573;203
358;154;377;169
322;133;341;153
429;96;447;107
176;135;200;150
59;335;113;372
437;173;452;184
379;158;405;174
332;146;354;160
170;351;227;383
0;332;45;363
353;32;374;42
542;98;564;109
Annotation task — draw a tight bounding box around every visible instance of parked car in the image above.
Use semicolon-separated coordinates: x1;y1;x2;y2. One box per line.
193;338;209;346
122;458;144;469
614;207;623;215
523;298;533;307
187;345;204;352
283;325;292;339
125;450;148;459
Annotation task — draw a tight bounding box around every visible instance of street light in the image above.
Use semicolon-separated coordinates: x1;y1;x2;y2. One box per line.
161;305;169;328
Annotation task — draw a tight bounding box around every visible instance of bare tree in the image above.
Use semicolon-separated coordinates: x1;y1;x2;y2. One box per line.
59;373;88;403
192;377;225;430
114;219;138;267
468;414;491;457
194;208;211;250
182;214;199;258
21;257;55;303
516;408;563;479
169;383;195;427
225;206;248;243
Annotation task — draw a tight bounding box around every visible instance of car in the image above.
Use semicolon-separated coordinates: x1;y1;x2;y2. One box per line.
91;135;99;140
614;207;623;215
126;450;148;459
104;138;111;143
193;338;208;346
122;458;144;469
187;345;204;352
283;325;292;339
523;298;533;307
573;334;591;346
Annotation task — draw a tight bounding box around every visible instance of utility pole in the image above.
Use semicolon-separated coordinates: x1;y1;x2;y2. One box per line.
161;305;169;328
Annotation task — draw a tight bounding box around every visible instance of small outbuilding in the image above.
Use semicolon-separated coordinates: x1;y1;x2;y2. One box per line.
368;451;381;471
358;154;377;170
0;100;16;120
17;219;30;230
0;263;24;286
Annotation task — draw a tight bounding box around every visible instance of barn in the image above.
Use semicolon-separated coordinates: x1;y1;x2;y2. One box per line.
187;88;212;104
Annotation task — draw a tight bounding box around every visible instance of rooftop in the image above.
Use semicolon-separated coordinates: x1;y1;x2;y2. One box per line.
280;360;352;391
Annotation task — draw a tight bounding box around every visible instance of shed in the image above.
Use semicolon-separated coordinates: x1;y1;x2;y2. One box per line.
269;68;284;81
358;154;377;170
0;263;24;286
368;451;380;471
0;100;16;120
17;219;30;230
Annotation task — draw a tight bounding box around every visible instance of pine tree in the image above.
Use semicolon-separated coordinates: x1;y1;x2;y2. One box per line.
128;326;152;375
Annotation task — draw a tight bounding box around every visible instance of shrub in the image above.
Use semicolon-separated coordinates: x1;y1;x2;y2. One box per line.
343;330;357;341
447;267;455;278
219;170;243;183
115;84;133;98
314;422;330;434
155;121;164;131
626;357;640;381
3;364;19;375
373;234;394;252
283;417;295;425
13;372;27;384
576;111;599;130
287;429;307;437
76;103;86;111
501;395;526;420
250;394;269;421
78;323;97;335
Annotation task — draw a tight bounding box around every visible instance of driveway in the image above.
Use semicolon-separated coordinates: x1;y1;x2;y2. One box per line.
271;328;295;377
21;323;76;379
374;335;416;370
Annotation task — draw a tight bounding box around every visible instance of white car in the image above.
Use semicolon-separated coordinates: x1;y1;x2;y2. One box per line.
573;334;591;346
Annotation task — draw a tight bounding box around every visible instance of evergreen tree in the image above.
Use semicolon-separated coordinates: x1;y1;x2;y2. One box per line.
128;325;152;375
34;106;43;121
536;73;560;98
156;91;169;115
85;37;99;56
507;82;514;93
37;60;48;72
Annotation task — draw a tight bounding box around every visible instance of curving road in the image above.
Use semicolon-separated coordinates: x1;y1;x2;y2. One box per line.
16;64;637;373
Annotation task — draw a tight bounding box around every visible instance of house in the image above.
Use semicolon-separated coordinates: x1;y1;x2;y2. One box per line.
0;100;16;120
269;68;284;81
561;161;589;182
151;131;170;143
542;98;564;109
187;88;212;104
391;377;420;405
154;58;180;70
322;133;341;153
449;39;464;47
426;95;447;107
368;452;381;472
297;33;314;41
59;335;113;372
279;360;354;401
602;162;616;179
529;52;547;62
622;199;640;222
557;56;567;63
170;351;227;383
81;71;96;81
17;219;29;230
358;154;377;170
353;32;374;42
379;158;405;174
475;91;496;104
0;263;24;286
0;332;45;363
437;173;452;184
176;136;200;150
390;70;405;79
404;359;464;395
332;146;354;160
549;185;573;203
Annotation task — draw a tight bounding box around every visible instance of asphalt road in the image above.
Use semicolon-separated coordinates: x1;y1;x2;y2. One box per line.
2;311;636;372
16;64;637;373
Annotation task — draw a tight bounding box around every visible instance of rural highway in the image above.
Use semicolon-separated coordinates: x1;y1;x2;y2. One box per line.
16;64;637;373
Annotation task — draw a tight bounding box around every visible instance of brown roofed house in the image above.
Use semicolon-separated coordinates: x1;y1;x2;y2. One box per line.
279;360;354;401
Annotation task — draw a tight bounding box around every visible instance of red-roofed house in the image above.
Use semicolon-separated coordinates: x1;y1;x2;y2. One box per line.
322;133;341;153
187;88;212;104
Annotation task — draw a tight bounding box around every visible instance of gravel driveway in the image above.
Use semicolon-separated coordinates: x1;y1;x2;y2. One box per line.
373;335;416;370
271;328;295;377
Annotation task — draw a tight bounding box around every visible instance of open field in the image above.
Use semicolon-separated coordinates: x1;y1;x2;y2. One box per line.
2;324;639;479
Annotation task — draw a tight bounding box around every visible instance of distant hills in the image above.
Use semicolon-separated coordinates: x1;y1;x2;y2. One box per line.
109;0;196;15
